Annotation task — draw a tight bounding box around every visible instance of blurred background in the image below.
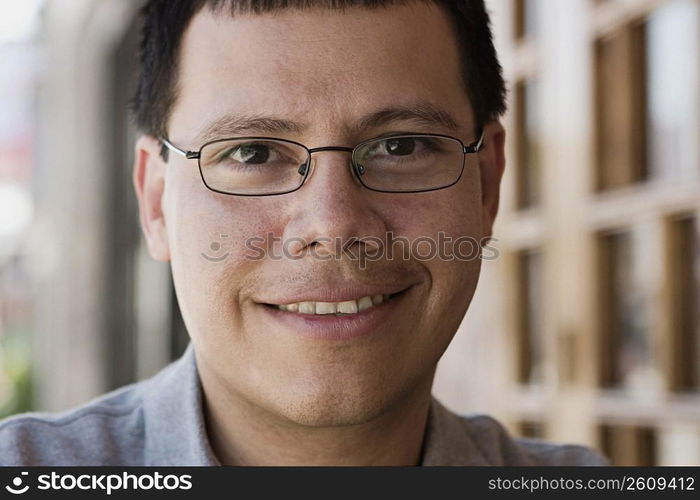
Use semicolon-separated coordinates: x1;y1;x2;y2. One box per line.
0;0;698;465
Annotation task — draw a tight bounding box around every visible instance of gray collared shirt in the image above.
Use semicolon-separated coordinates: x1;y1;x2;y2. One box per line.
0;345;607;466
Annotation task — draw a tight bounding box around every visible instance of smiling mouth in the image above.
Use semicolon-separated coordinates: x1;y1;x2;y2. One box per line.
264;290;407;317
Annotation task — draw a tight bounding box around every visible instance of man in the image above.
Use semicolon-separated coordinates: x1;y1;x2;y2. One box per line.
0;0;606;466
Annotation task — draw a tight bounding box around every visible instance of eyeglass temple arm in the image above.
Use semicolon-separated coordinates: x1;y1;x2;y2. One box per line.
463;129;485;154
159;137;200;160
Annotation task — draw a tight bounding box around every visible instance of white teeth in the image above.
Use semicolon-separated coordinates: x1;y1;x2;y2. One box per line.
357;296;373;312
315;302;337;315
276;294;394;315
298;302;315;314
337;300;359;314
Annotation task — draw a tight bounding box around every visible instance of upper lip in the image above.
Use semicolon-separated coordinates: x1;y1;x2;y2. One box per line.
256;283;414;305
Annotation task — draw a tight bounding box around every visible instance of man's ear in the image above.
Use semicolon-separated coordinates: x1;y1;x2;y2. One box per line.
133;135;171;261
478;120;506;242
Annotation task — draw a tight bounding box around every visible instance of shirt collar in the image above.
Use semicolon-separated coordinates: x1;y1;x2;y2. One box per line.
419;398;492;466
142;344;219;466
141;343;490;466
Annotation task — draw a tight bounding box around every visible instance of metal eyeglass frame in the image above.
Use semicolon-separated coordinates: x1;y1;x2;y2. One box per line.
159;131;485;196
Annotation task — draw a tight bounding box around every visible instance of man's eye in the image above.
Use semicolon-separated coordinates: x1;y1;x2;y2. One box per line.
230;143;271;164
383;137;417;156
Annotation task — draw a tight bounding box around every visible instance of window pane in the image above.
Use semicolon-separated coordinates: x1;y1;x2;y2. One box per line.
646;0;700;181
668;215;700;392
516;250;545;385
598;424;657;466
517;419;545;439
515;79;543;208
513;0;539;41
595;23;647;190
598;230;652;389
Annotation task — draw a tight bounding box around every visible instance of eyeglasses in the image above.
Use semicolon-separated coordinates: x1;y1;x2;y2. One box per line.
159;132;484;196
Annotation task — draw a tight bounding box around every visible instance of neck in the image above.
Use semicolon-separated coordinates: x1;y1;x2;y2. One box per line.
199;367;433;466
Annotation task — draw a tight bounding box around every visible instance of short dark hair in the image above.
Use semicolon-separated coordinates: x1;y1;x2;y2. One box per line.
132;0;506;139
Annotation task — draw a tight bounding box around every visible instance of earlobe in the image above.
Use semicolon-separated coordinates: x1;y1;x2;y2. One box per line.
478;120;506;241
133;135;171;262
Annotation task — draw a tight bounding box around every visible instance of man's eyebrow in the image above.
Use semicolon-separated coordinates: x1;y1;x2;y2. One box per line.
193;102;462;144
353;102;462;133
195;115;306;143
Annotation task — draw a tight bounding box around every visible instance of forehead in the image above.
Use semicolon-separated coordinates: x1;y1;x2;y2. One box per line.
169;2;472;142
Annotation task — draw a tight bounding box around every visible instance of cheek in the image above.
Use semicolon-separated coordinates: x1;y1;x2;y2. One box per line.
385;167;483;242
165;176;286;336
384;175;483;327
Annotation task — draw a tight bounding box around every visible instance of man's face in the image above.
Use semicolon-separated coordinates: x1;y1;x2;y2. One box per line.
137;2;503;426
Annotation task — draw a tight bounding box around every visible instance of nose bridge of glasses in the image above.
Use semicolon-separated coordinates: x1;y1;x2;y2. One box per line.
300;145;357;176
308;145;354;154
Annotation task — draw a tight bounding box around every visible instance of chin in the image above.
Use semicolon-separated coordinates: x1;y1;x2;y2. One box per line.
248;348;436;428
267;383;393;428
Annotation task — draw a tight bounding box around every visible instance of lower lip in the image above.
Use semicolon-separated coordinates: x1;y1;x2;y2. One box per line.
260;289;410;341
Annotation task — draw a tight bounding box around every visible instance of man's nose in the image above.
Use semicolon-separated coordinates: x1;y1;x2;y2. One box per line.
281;151;388;258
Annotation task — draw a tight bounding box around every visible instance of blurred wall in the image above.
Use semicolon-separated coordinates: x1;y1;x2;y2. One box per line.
19;0;187;412
434;0;700;466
